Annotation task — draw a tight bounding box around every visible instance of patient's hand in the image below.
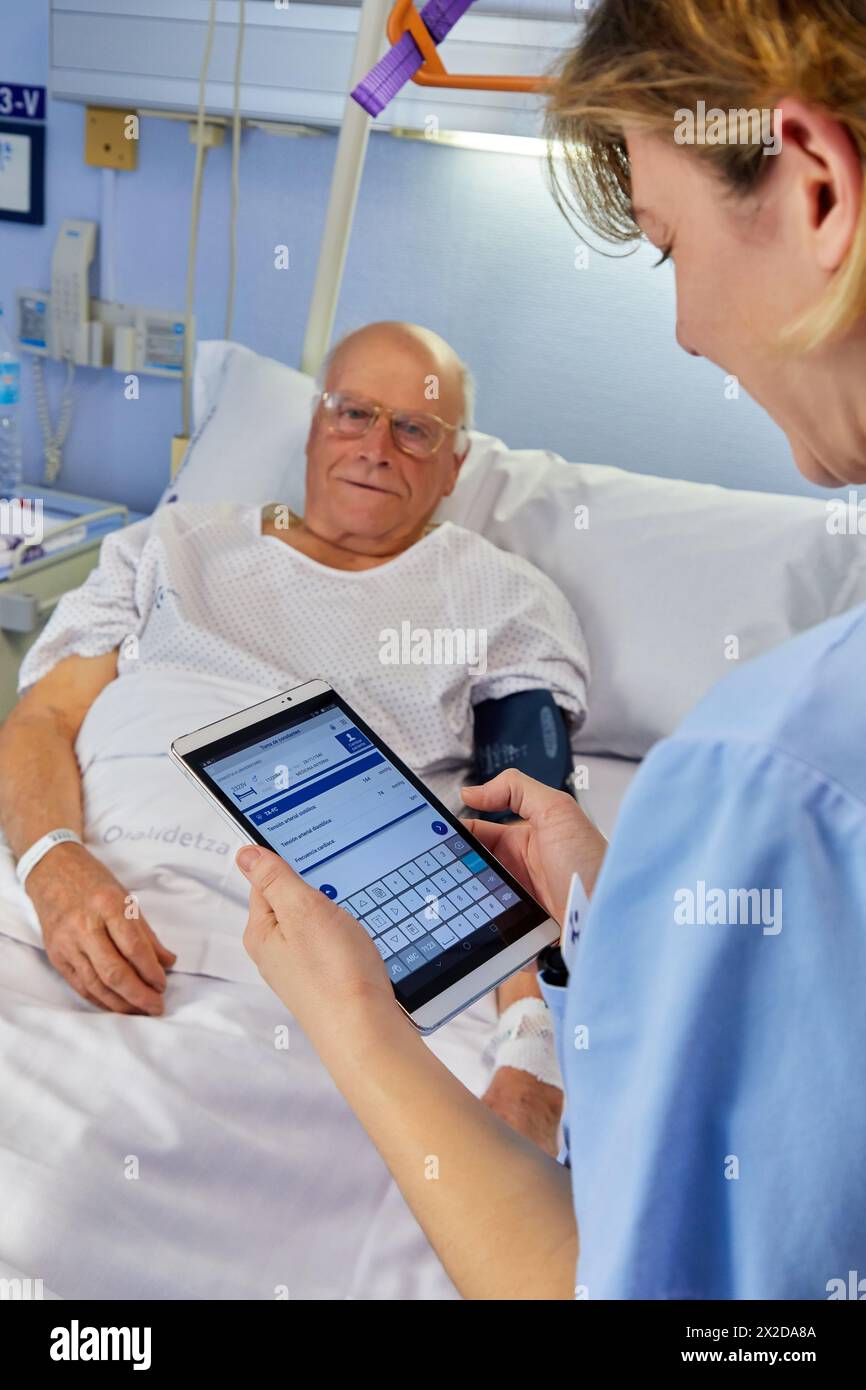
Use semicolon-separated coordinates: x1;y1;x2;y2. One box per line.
25;842;176;1015
482;969;564;1156
482;1067;563;1159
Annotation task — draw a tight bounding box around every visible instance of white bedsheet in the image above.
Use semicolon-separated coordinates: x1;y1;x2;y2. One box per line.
0;908;498;1300
0;664;636;1300
0;666;506;1299
0;670;322;982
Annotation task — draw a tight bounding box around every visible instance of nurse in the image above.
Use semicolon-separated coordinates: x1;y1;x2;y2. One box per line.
235;0;866;1298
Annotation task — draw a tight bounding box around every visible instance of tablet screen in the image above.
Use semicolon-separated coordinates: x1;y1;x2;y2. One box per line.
184;691;547;1011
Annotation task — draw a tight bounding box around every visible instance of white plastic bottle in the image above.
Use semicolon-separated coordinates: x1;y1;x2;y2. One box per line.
0;303;24;499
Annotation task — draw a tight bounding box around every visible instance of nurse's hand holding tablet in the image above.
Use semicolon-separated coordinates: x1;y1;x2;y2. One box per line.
235;769;606;1046
235;770;601;1303
172;681;563;1034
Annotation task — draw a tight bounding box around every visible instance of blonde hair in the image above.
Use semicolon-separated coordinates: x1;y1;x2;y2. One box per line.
544;0;866;352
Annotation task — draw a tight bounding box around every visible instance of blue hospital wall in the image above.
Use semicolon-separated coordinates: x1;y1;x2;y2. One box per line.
1;3;823;514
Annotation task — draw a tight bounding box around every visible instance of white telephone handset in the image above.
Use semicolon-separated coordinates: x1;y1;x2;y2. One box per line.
49;219;97;365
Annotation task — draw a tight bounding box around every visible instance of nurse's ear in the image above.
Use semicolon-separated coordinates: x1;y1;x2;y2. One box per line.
777;97;864;273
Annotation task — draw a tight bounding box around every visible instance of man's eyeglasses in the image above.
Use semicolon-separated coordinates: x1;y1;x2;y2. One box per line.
320;390;467;459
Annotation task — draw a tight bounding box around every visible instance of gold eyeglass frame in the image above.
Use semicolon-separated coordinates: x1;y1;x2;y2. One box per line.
319;390;467;458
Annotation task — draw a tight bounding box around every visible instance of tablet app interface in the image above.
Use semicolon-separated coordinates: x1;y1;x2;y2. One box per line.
200;701;527;1001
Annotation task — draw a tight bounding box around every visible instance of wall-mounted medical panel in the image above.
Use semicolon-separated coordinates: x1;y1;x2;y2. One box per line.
50;0;580;137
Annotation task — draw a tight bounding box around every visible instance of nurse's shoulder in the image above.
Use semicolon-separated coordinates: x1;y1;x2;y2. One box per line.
675;599;866;800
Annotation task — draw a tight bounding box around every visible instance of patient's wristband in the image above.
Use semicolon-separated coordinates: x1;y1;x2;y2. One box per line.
487;996;563;1090
15;829;82;889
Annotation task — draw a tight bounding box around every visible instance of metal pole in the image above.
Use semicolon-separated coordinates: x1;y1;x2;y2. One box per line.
300;0;392;378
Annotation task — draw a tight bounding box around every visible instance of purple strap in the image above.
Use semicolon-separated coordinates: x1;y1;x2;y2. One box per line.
351;0;478;117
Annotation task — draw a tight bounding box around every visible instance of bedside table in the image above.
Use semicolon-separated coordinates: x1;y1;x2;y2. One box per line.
0;486;148;719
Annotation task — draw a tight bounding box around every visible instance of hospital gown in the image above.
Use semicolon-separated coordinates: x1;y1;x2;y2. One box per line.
18;501;588;791
10;499;589;981
544;599;866;1300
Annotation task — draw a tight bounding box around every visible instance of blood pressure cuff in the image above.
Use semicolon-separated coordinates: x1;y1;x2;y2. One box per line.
471;689;573;823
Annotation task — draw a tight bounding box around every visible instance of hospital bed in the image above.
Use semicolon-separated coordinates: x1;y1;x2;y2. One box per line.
6;0;865;1300
1;336;864;1299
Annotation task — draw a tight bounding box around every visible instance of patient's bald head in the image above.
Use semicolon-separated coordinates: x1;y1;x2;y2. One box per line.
320;321;474;431
302;321;474;557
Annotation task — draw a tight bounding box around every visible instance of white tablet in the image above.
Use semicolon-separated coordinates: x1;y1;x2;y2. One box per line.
170;679;559;1033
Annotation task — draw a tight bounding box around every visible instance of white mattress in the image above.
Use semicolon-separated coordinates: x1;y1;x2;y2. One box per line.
0;924;498;1300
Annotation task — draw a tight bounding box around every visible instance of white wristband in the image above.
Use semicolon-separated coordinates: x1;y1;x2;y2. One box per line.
15;829;82;889
487;996;563;1090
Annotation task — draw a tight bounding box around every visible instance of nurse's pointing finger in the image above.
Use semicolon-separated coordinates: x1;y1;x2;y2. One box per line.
461;769;572;821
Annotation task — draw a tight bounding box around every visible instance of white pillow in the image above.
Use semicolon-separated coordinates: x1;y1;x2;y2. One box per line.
162;341;866;757
436;436;866;755
159;341;316;511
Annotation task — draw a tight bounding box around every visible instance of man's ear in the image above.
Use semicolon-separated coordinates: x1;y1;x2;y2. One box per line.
305;397;324;456
303;425;316;482
447;455;467;494
442;444;469;498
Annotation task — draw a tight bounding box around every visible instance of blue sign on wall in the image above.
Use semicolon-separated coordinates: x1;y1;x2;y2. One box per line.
0;84;46;122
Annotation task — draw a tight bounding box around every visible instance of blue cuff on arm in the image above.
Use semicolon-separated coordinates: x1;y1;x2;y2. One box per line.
472;690;573;823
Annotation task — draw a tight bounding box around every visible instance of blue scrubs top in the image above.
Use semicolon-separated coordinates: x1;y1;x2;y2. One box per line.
542;601;866;1299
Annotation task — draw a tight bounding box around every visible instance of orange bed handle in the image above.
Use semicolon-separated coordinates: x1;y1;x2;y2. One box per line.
386;0;553;93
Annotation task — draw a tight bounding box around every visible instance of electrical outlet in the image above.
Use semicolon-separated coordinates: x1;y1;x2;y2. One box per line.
85;106;139;171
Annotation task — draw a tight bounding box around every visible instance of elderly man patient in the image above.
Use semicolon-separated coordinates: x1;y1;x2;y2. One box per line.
0;321;588;1300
